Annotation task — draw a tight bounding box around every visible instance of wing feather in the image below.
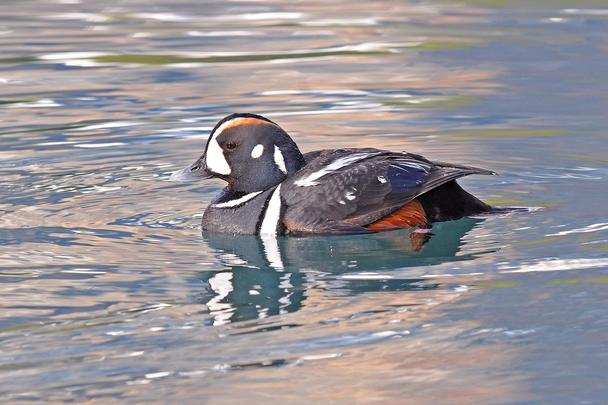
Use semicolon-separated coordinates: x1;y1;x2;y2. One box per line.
282;148;494;233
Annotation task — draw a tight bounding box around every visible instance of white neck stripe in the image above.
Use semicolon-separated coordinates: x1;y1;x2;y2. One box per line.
213;191;263;208
274;145;287;174
259;184;282;236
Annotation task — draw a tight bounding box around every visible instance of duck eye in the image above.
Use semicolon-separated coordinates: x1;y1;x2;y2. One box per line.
225;141;238;151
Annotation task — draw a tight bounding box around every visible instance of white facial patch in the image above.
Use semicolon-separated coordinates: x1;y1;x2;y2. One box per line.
251;144;264;159
205;118;247;176
274;145;287;174
206;135;231;175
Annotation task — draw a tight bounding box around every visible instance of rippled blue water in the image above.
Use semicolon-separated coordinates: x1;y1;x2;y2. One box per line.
1;0;607;403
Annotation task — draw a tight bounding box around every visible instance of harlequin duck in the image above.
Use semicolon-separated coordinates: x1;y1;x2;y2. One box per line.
171;113;496;236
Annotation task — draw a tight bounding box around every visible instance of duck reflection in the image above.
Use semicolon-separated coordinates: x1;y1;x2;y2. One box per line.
198;218;486;325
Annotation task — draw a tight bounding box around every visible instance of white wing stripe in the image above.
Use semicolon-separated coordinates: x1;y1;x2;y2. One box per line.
294;152;374;187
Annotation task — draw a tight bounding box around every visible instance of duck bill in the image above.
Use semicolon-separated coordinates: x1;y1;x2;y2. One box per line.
170;156;212;181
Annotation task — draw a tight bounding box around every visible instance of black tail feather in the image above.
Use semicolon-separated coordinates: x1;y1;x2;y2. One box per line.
418;180;492;222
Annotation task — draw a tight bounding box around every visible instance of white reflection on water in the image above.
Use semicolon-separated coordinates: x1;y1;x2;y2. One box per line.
186;30;261;37
561;8;608;16
7;99;62;108
261;235;285;270
74;142;126;148
47;12;109;22
499;257;608;274
207;272;235;326
547;222;608;236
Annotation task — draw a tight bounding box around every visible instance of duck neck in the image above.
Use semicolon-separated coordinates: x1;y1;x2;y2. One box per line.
278;137;306;176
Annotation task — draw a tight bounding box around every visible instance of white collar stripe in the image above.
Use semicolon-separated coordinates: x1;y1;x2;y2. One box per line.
259;184;283;236
213;191;263;208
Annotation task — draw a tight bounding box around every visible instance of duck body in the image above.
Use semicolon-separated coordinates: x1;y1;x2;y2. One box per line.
172;113;495;236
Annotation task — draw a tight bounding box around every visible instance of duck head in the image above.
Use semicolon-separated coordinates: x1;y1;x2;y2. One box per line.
172;113;306;193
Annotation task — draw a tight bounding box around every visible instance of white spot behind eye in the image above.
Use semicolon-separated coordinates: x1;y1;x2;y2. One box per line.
377;176;387;183
251;144;264;159
274;145;287;174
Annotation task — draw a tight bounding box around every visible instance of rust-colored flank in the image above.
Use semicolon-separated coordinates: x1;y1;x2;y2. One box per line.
366;199;427;231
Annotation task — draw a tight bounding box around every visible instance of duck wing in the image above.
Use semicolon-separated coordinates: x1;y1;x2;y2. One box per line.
281;148;494;234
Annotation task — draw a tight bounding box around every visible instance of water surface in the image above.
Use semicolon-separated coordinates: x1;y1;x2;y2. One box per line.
1;0;607;403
